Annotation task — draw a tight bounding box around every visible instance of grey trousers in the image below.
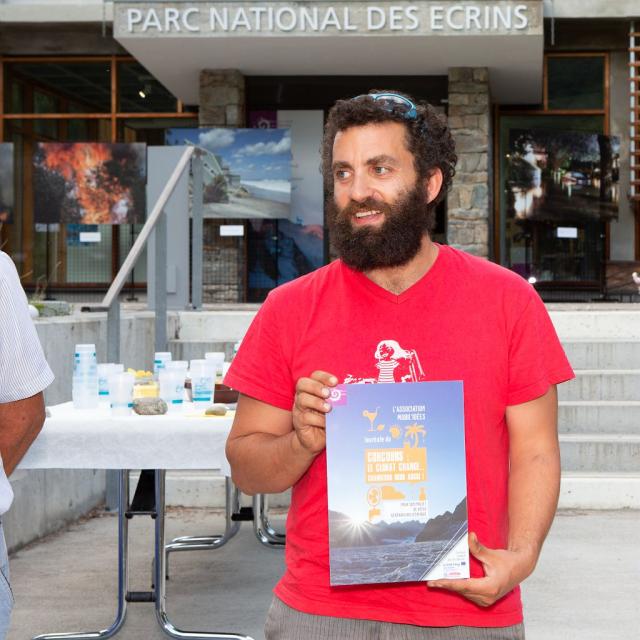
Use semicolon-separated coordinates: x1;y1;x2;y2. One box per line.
265;596;525;640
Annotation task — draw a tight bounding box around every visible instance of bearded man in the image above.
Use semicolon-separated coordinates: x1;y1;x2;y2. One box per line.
225;91;574;640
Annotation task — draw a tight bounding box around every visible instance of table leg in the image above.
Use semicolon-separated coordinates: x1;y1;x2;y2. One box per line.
32;470;130;640
252;494;285;548
165;477;241;568
153;470;254;640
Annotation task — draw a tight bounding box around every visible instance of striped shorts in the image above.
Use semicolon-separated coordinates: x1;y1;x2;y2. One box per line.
264;597;525;640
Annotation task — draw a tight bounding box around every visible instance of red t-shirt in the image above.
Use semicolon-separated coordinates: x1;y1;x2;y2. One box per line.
225;244;574;628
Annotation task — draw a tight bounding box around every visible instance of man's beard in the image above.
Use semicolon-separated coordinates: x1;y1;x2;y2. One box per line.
327;183;434;272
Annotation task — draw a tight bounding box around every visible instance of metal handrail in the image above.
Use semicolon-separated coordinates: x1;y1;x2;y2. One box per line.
101;146;195;309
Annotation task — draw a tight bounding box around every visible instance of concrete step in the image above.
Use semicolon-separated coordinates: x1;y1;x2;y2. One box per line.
173;310;258;341
549;309;640;339
561;339;640;370
559;370;640;401
559;401;640;434
168;339;236;362
559;471;640;509
162;471;292;509
559;433;640;472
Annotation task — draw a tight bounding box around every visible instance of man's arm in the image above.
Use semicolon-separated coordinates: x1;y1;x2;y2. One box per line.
225;371;337;495
427;385;560;606
0;392;46;476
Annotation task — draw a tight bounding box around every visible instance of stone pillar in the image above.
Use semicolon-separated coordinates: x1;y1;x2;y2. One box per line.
447;68;491;258
198;70;246;302
199;69;246;127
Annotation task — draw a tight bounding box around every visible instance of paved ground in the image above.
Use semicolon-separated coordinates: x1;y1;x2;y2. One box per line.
7;509;639;640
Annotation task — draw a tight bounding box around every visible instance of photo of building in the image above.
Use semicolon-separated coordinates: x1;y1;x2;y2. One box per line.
0;0;638;300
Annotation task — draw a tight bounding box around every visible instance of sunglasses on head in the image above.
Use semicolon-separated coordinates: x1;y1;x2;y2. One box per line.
352;92;418;120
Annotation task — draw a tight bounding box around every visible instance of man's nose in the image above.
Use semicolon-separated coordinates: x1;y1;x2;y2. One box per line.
348;171;374;202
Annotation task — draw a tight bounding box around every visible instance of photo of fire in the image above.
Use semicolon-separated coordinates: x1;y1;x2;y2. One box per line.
33;143;146;225
0;143;14;224
506;129;620;222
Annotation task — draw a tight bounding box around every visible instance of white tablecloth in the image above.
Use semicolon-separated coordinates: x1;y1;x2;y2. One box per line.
18;402;234;473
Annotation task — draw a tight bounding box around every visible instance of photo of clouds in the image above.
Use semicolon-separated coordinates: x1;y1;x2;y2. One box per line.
165;127;291;219
33;143;146;225
0;143;14;224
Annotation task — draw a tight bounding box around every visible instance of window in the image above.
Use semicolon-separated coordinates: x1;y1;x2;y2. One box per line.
0;56;198;293
497;53;609;299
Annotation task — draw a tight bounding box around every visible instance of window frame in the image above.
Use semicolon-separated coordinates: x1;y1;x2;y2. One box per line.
494;52;610;269
0;55;198;290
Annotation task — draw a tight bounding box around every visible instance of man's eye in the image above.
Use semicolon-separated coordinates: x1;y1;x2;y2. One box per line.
374;166;390;175
335;170;350;180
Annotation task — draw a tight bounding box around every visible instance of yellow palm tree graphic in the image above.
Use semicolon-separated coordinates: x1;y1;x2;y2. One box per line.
362;407;379;432
404;424;426;448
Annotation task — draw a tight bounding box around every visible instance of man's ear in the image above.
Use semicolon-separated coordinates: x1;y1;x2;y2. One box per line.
424;168;444;205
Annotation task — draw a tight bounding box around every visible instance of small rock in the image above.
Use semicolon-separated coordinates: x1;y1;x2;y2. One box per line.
205;403;228;416
133;397;167;416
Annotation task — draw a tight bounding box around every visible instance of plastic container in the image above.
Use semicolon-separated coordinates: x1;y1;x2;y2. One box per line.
73;344;98;409
204;352;226;379
190;359;215;405
108;372;135;416
159;369;185;412
153;351;173;378
166;360;189;372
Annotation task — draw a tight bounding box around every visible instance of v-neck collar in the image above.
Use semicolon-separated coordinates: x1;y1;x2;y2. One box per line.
339;243;448;305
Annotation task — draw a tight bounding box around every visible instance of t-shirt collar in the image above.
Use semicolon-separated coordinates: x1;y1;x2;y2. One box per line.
339;243;448;304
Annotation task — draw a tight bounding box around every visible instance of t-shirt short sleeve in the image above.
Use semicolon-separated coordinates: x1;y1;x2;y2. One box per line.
0;253;55;403
224;291;294;411
506;287;574;406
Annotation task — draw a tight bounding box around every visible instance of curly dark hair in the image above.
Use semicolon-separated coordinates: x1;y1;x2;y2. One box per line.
322;90;457;202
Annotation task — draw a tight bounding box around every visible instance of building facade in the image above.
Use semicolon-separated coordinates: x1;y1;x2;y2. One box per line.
0;0;638;302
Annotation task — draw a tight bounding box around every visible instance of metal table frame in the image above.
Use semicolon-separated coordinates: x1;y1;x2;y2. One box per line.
32;470;254;640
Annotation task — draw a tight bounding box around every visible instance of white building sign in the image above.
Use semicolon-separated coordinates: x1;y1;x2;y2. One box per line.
117;2;538;37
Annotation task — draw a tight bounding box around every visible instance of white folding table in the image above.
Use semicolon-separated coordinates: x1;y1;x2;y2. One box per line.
17;401;280;640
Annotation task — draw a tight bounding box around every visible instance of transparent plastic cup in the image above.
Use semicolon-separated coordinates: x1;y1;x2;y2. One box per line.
153;351;173;378
159;369;185;412
108;372;135;416
189;359;215;405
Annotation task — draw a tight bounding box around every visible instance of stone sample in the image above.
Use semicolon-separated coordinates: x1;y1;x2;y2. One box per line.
133;397;168;416
205;404;229;416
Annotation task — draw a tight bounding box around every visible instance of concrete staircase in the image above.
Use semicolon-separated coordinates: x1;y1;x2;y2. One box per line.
553;309;640;509
164;307;640;510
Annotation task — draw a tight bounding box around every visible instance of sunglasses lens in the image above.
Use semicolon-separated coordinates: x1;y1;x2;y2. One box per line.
371;94;417;119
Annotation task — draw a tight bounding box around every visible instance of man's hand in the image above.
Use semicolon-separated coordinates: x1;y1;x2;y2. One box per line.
427;532;536;608
292;371;338;455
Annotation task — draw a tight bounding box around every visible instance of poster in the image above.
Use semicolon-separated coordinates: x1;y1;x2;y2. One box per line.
326;381;468;586
246;110;324;297
0;143;14;224
33;143;146;225
165;127;291;219
507;129;620;221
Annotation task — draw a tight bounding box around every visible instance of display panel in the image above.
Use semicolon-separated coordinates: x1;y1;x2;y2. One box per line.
33;143;147;225
165;127;291;219
506;129;619;222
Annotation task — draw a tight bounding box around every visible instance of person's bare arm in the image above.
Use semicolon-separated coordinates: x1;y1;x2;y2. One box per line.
428;385;560;606
0;392;47;476
225;371;337;495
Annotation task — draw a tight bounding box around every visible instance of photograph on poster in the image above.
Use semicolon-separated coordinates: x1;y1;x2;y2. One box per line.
507;129;620;222
0;143;14;223
243;110;325;300
33;143;146;224
165;127;291;219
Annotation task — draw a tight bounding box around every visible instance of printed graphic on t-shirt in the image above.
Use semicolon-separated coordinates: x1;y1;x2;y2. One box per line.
344;339;426;384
